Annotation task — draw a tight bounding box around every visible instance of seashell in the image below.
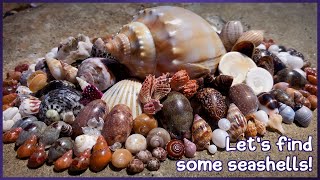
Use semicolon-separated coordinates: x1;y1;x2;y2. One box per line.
72;99;108;138
308;95;317;111
133;113;158;136
204;74;233;93
138;75;155;104
7;70;22;81
3;119;16;132
278;103;295;124
102;79;142;119
268;114;285;135
19;67;35;87
101;104;133;146
125;134;147;154
15;121;47;147
16;86;32;96
47;137;74;164
146;127;171;148
226;103;247;142
252;49;286;74
76;77;103;106
181;79;199;99
56;34;93;65
152;73;171;101
236;30;264;46
157;91;193;139
299;90;311;98
136;150;152;164
109;142;122;152
111;149;133;169
218;118;231;131
294;106;313;127
270;89;295;108
258;92;279;116
105;6;226;79
35;80;76;99
183;138;196;158
274;68;307;89
143;99;163;115
81;117;104;136
54;150;73;172
77;58;116;91
245;67;273;95
286;55;304;69
15;63;29;73
3;127;23;144
244;120;257;138
60;61;78;83
191;114;212;150
3;93;18;107
170;70;190;91
19;96;41;117
38;121;62;148
253;117;267;136
91;37;112;57
293;90;311;109
262;39;275;50
307;75;317;85
231;41;255;58
74;134;98;157
3;84;18;96
146;157;161;171
220;20;244;51
304;67;317;77
292;68;307;80
89;136;112;172
27;143;47;169
207;144;218;155
218;52;257;85
211;129;229;148
11;115;38;129
152;147;167;162
251;110;269;126
3;107;21;122
69;148;91;172
38;88;83;125
255;56;275;76
166;139;185;160
193;88;227;125
27;70;48;93
16;134;37;159
229;83;259;115
273;82;290;91
304;84;317;96
45;57;66;81
127;159;144;174
34;58;55;81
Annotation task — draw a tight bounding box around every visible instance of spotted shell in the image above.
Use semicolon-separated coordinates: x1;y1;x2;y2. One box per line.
105;6;226;79
166;139;185;160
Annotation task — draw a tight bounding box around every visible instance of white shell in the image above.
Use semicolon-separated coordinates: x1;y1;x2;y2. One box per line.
125;134;147;154
251;110;269;126
256;44;266;50
268;44;280;55
74;134;98;157
211;129;229;149
218;52;257;85
218;118;231;131
219;21;244;51
245;67;273;95
102;79;143;119
286;55;304;69
3;120;15;132
45;47;58;59
45;57;64;80
207;144;218;155
16;86;32;96
19;97;41;117
3;107;21;121
277;51;290;65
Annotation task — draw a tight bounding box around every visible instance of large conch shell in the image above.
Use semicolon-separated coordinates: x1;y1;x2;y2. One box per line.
105;6;226;79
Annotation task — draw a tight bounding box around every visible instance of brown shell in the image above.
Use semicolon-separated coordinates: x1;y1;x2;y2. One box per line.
27;70;48;93
191;115;212;150
245;120;257;138
16;134;37;159
138;74;155;104
256;56;274;76
90;136;112;172
305;84;317;96
3;127;23;144
153;73;171;100
307;75;317;85
54;150;73;172
170;70;190;91
307;95;317;111
27;143;47;169
181;80;199;99
133;113;158;136
236;30;264;46
3;93;17;105
166;139;185;160
101;104;133;146
226;103;247;142
304;67;317;77
231;40;255;58
254;118;267;136
69;149;91;172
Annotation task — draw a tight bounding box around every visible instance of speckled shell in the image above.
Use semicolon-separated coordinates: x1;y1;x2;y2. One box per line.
220;21;243;51
15;121;47;147
228;83;259;115
127;159;145;174
166;139;185;160
38;88;83;125
72;99;109;137
146;127;171;148
101;104;133;146
274;68;307;89
136;150;152;164
156;91;193;139
105;6;226;79
226;103;247;142
102;79;142;119
270;89;295;108
35;80;76;99
191;114;212;150
236;30;264;46
152;147;167;161
193;88;227;125
294;106;313;127
146;157;161;171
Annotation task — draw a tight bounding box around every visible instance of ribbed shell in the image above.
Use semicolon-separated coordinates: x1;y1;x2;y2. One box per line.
101;80;142;119
236;30;264;46
191;115;212;150
220;21;243;51
226;103;247;142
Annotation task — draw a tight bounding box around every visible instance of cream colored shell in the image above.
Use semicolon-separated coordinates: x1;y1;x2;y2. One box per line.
101;80;143;119
105;6;226;79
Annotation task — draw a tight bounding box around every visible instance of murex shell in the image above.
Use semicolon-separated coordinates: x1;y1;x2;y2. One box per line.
105;6;226;79
102;79;142;119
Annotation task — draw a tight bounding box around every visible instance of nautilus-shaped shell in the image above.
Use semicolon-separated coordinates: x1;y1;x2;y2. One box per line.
105;6;226;79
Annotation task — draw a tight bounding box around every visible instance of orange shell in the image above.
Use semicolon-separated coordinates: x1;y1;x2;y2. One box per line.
3;93;17;105
181;80;199;99
138;75;155;104
16;135;37;159
54;150;73;172
245;120;257;138
170;70;190;91
27;71;48;93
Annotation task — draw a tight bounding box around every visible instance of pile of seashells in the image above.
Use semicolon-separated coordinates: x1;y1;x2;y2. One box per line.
2;6;317;174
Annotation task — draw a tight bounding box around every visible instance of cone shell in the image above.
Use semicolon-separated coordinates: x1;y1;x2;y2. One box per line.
236;30;264;46
102;79;142;119
27;70;48;93
220;21;244;51
226;103;247;142
191;115;212;150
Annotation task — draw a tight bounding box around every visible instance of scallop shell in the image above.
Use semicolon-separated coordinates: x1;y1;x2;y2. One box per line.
245;67;273;95
102;79;143;119
220;20;244;51
226;103;247;142
294;106;313;127
105;6;226;79
27;70;48;93
236;30;264;46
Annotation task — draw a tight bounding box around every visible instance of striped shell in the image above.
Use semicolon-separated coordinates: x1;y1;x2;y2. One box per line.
166;139;185;160
191;114;212;150
226;103;247;142
102;79;142;119
258;92;279;115
27;70;48;93
294;106;313;127
19;96;41;117
236;30;264;46
219;20;244;51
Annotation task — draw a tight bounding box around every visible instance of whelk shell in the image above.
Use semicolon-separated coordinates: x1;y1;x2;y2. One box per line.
191;114;212;150
226;103;247;142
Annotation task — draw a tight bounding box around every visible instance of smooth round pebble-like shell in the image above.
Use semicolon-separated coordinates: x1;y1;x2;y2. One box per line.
133;113;158;136
218;118;231;131
279;103;295;124
245;67;273;95
294;106;313;127
111;149;133;169
211;129;229;149
207;144;217;155
125;134;147;154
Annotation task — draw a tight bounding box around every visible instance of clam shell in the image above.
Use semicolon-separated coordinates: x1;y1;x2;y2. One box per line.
27;70;48;93
236;30;264;46
294;106;313;127
245;67;273;95
102;79;143;119
220;20;244;51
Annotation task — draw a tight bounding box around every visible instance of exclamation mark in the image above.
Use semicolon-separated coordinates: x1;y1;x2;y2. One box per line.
308;156;312;171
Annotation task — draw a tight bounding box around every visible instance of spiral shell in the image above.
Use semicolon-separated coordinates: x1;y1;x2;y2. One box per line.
191;114;212;150
146;128;171;148
226;103;247;142
136;150;152;164
268;114;285;135
166;139;185;160
133;113;158;136
231;41;255;58
102;79;142;119
220;20;244;51
105;6;226;79
152;147;167;161
183;138;196;158
294;106;313;127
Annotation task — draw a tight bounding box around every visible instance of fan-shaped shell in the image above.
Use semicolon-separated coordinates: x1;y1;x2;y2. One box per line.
236;30;264;46
102;79;142;119
105;6;226;79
